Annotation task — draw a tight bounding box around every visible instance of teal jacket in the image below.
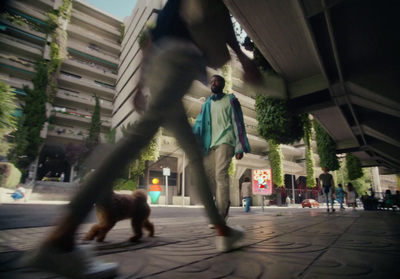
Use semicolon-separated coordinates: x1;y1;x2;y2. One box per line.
193;94;251;156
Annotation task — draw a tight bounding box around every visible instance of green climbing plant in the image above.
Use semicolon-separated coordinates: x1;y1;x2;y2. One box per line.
268;140;284;187
119;124;163;189
255;96;303;145
0;82;18;156
46;0;72;103
302;114;316;187
346;153;363;180
314;121;340;171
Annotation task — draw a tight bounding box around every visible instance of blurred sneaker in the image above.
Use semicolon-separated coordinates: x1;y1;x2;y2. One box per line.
215;226;245;253
23;244;118;279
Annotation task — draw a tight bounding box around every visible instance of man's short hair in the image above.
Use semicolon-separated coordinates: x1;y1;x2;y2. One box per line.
211;75;225;88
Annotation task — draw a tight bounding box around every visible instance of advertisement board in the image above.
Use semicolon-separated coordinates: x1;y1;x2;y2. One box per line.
252;169;273;195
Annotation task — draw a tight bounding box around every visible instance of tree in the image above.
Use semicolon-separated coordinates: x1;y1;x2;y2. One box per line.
335;158;371;195
8;60;48;170
86;95;101;152
7;115;29;165
0;82;18;156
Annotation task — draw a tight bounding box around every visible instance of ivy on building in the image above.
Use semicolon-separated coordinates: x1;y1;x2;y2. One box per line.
255;96;304;145
346;153;363;181
302;114;316;187
314;121;340;171
268;140;284;187
45;0;72;103
335;157;370;195
119;23;125;44
0;82;18;156
117;124;163;190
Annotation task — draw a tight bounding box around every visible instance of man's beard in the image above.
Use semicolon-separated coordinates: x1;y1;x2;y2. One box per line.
211;85;223;94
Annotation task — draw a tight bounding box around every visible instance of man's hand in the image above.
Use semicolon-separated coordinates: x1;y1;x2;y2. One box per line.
235;153;243;160
237;52;262;86
133;87;147;114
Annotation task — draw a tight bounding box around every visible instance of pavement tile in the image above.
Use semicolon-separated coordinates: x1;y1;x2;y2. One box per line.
1;208;400;278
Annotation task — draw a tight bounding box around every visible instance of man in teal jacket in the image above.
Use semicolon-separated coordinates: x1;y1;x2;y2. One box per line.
194;75;250;220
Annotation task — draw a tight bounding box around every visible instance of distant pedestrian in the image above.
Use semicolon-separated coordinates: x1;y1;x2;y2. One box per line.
346;182;357;210
241;177;252;212
286;196;291;207
318;166;336;213
11;184;26;202
60;172;65;182
336;184;346;210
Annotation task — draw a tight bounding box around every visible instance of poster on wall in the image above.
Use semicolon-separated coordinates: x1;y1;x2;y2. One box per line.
252;169;273;195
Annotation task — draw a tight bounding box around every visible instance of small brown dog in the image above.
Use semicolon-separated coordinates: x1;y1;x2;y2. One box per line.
84;189;154;242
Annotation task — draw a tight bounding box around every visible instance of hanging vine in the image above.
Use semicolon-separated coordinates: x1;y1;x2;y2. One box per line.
346;153;363;180
45;0;72;103
314;121;340;171
302;114;316;187
268;140;284;187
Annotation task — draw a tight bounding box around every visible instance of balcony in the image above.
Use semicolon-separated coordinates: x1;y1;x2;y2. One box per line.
0;76;33;91
0;56;35;80
0;18;46;46
58;72;115;101
54;89;113;114
61;58;117;85
0;34;42;60
68;24;120;55
67;40;118;69
70;10;120;43
51;109;112;130
4;3;48;27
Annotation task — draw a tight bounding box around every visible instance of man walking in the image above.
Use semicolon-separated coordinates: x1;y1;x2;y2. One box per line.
26;1;262;278
194;75;251;220
318;166;336;212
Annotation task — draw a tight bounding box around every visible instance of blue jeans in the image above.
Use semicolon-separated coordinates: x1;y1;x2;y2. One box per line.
324;187;334;208
338;197;344;209
244;196;252;212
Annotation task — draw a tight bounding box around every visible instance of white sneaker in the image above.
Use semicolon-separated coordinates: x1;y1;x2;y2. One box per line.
215;226;245;253
24;244;118;279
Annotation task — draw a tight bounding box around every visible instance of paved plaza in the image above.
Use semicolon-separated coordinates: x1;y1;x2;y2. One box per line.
0;205;399;278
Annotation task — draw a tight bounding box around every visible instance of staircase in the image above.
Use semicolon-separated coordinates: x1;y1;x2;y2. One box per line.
29;181;79;201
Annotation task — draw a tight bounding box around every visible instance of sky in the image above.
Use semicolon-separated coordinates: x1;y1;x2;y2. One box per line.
84;0;138;20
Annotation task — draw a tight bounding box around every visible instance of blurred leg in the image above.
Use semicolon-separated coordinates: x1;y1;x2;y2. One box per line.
214;144;234;217
204;149;216;197
164;104;224;226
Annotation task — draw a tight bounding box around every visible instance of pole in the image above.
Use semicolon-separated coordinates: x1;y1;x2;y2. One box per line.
182;152;185;206
292;174;295;205
165;174;168;205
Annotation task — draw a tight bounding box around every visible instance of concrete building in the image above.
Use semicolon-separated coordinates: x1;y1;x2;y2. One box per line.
1;0;121;182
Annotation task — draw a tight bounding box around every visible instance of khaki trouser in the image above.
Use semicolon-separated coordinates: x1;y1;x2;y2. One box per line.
69;39;225;226
204;144;234;217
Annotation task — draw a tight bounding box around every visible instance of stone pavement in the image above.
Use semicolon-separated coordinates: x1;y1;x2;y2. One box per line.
0;207;399;279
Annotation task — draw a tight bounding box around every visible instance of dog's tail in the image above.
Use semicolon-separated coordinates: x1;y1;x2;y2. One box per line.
133;189;148;202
